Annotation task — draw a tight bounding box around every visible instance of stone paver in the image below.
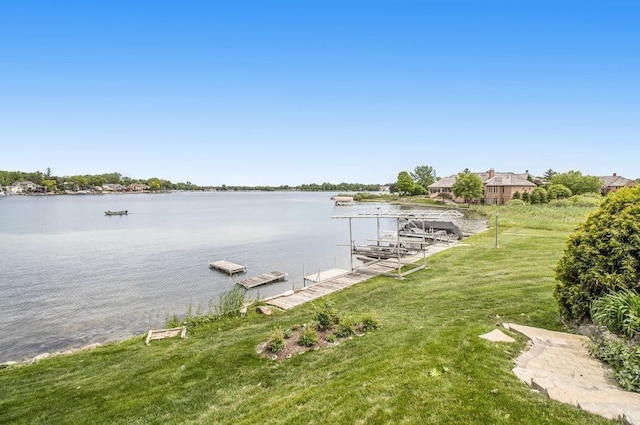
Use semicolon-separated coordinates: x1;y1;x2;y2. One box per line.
479;329;516;343
505;323;640;424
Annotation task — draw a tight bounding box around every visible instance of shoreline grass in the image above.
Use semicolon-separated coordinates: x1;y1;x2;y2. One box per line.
0;205;613;424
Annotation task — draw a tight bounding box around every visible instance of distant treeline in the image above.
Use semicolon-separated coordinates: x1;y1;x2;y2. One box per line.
0;170;200;191
217;183;381;192
0;170;382;192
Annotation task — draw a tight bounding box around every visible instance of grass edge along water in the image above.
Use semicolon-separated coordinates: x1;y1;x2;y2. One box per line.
1;204;614;425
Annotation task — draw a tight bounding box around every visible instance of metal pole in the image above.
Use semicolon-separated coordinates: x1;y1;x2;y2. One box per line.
396;217;401;275
349;217;353;271
376;207;381;246
495;213;499;248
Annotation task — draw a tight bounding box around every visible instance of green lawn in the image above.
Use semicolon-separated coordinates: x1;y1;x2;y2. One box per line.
0;205;614;424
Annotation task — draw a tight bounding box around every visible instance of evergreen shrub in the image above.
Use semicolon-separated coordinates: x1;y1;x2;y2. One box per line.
555;186;640;322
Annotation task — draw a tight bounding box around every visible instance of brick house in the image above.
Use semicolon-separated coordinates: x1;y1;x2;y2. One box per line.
428;169;537;205
599;173;636;195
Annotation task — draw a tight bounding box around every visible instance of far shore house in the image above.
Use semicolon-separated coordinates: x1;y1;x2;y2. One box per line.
428;169;536;205
599;173;636;195
127;183;150;192
100;183;126;193
8;180;45;194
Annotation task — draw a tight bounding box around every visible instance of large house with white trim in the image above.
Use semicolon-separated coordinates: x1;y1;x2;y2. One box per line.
8;180;45;194
428;169;537;205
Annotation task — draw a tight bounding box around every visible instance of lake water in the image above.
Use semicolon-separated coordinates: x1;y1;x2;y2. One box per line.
0;192;483;363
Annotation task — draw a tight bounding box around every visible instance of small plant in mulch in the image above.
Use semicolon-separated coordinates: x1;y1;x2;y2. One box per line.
298;326;319;347
256;304;382;361
268;327;285;354
360;310;381;332
312;301;340;331
334;314;356;338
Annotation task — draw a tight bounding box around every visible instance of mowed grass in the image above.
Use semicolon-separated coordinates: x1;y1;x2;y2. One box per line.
0;205;614;424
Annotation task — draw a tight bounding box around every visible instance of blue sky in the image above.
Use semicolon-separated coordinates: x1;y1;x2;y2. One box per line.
1;1;638;186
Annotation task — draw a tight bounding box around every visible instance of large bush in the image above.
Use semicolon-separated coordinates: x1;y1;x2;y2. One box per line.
554;186;640;322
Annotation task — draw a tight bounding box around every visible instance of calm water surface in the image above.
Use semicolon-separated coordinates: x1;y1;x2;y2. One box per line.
0;192;482;362
0;192;383;362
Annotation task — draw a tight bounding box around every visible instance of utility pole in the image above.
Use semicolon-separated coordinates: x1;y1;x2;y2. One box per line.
495;213;499;248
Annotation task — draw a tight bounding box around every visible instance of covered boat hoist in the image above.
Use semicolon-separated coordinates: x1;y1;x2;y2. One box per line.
332;209;464;278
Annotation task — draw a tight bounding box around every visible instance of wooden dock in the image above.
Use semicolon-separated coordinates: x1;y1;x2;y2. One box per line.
265;244;459;310
209;260;247;275
304;268;350;284
237;271;287;289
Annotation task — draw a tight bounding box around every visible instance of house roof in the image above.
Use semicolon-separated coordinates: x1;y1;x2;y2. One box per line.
11;180;36;187
599;175;635;188
429;175;458;188
485;174;536;187
428;171;535;188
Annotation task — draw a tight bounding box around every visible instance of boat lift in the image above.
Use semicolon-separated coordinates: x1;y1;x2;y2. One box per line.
332;209;464;278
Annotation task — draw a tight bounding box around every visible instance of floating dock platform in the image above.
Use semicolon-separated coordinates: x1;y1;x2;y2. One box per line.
237;271;287;289
209;260;247;275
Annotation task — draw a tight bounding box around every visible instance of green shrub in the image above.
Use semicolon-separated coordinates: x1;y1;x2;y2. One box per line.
216;286;246;317
313;301;340;331
591;290;640;338
547;183;572;200
506;199;526;208
548;199;572;208
326;334;336;343
589;339;640;392
530;187;548;204
334;315;356;338
298;326;318;347
268;328;285;353
570;193;602;207
555;186;640;322
165;313;181;328
360;310;381;332
283;328;292;339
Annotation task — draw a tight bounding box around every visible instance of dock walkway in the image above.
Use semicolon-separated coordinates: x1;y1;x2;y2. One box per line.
237;271;287;289
266;244;457;310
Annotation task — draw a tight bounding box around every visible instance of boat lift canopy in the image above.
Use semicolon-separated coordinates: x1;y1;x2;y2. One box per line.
332;209;464;278
331;210;463;220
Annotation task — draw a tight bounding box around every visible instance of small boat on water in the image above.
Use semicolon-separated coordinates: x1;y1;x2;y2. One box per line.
104;210;128;216
333;196;354;206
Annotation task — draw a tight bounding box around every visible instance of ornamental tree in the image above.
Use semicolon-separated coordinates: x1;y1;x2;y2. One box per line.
452;172;483;205
550;171;601;195
411;165;437;188
554;186;640;322
396;171;415;195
